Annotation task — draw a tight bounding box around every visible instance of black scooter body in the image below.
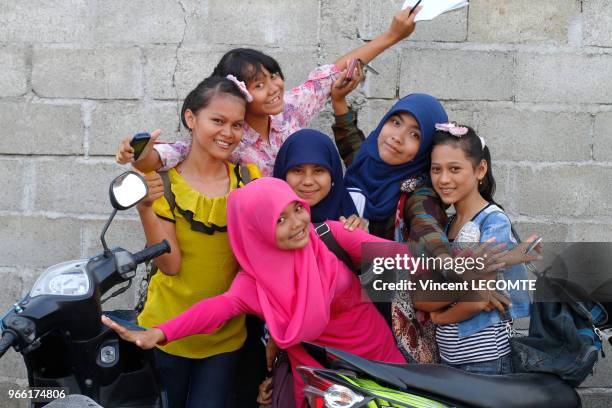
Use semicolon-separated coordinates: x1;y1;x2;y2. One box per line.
0;172;170;408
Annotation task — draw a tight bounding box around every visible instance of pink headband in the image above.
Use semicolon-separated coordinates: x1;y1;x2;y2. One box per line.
226;75;253;103
435;122;486;149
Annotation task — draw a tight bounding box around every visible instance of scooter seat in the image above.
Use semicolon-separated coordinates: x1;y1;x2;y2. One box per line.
371;362;580;408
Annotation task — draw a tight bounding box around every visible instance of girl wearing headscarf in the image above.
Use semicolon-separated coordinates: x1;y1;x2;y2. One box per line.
273;128;361;223
102;177;406;407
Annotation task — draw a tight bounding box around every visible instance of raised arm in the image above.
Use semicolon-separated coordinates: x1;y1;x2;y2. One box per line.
333;7;421;70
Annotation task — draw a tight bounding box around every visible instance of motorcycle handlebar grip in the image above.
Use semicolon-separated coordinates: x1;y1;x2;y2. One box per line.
0;331;17;359
133;240;171;265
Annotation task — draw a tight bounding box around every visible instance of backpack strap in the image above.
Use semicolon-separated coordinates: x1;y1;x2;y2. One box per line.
314;222;358;273
234;163;255;187
159;171;176;215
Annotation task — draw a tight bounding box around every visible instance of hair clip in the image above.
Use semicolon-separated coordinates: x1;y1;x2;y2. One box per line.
226;75;253;102
435;122;468;137
478;136;486;149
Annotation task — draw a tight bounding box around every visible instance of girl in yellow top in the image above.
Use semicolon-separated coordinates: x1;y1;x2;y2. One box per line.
134;75;260;408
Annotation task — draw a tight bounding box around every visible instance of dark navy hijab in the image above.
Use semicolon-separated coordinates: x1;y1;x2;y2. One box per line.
273;129;358;223
344;94;448;221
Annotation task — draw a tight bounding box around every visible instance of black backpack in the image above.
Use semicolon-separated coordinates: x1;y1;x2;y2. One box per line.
510;268;608;386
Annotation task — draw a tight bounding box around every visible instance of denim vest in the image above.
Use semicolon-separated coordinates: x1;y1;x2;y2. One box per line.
447;204;531;338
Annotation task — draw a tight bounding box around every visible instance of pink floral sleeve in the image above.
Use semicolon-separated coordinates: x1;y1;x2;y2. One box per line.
154;140;192;171
282;64;340;131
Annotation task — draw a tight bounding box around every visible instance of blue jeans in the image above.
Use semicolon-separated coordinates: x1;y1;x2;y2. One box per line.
154;348;240;408
447;354;514;375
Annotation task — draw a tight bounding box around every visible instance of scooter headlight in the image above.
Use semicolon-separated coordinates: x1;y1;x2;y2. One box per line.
30;260;90;297
324;384;364;407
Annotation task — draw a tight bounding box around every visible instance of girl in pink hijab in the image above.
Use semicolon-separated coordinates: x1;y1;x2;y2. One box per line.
102;177;406;406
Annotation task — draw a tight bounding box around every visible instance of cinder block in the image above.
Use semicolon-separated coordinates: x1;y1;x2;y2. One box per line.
0;268;25;310
0;160;24;211
356;99;395;137
445;108;475;128
82;219;145;257
468;0;580;43
581;339;612;387
189;0;319;46
0;47;27;97
579;389;612;408
584;0;612;47
0;381;28;408
0;349;27;382
320;0;362;52
0;216;82;268
147;46;228;100
33;160;121;215
0;102;83;155
358;0;468;42
473;109;592;161
490;164;509;208
515;166;612;217
516;53;612;104
94;0;186;44
400;49;514;101
0;1;90;43
361;49;399;99
572;224;612;242
32;48;141;99
89;102;181;156
269;47;321;91
594;112;612;162
513;221;571;242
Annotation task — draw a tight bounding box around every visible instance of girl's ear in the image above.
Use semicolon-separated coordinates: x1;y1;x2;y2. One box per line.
184;109;195;131
476;159;488;182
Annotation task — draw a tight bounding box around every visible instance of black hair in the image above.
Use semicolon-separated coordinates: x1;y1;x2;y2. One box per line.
180;76;247;129
432;125;503;209
211;48;284;84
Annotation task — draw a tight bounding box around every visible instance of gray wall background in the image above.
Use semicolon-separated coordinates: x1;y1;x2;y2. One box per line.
1;0;611;406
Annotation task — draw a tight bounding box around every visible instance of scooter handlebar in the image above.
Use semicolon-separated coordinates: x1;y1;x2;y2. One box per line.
0;331;17;359
132;240;171;265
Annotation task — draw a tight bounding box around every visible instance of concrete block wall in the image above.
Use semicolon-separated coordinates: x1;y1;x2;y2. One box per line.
1;0;611;405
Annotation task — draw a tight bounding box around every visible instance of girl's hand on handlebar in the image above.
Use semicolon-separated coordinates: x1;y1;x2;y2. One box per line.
101;315;165;349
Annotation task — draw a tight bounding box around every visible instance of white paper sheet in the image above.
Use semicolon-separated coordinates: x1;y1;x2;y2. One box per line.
402;0;469;22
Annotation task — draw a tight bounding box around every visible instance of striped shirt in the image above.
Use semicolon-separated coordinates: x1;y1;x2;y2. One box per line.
436;319;512;365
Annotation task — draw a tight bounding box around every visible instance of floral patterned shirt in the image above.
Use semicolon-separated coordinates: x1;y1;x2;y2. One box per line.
155;64;340;176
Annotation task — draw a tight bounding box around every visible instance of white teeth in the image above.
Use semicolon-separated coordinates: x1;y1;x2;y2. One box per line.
214;139;230;148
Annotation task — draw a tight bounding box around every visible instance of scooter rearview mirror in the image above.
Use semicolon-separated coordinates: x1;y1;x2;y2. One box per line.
109;171;148;211
100;171;149;257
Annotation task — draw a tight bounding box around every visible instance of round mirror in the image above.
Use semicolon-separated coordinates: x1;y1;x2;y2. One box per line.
110;171;148;210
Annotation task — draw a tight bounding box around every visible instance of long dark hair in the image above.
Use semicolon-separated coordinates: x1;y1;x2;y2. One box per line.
432;126;503;209
211;48;284;84
180;76;247;129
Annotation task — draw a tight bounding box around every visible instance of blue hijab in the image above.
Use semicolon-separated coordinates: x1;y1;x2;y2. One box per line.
344;94;448;221
273;129;358;223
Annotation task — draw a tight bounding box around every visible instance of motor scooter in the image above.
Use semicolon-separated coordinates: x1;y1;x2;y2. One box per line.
297;341;584;408
0;171;170;408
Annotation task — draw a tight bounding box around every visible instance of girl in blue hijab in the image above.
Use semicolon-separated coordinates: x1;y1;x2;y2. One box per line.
344;93;448;226
273;129;359;224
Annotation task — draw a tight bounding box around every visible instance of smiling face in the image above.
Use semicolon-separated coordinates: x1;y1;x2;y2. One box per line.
184;93;246;160
275;201;311;250
246;66;285;116
377;112;422;165
430;143;487;205
284;164;332;207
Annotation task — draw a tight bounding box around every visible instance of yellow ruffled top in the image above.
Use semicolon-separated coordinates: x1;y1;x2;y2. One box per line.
138;163;261;359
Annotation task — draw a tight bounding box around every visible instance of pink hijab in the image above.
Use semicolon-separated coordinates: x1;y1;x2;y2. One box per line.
227;177;340;349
